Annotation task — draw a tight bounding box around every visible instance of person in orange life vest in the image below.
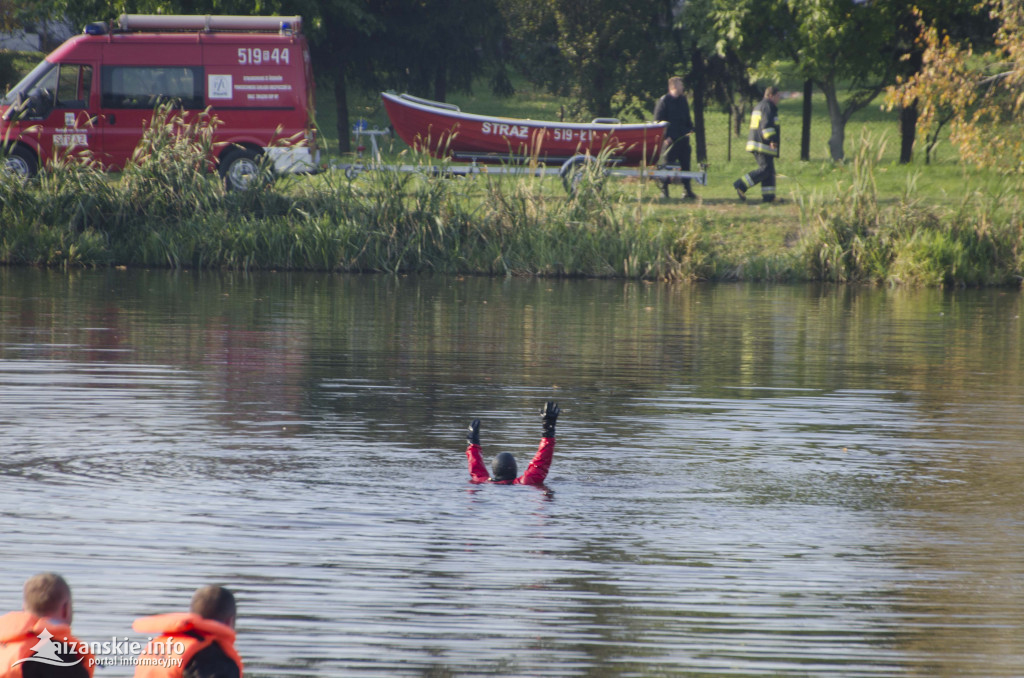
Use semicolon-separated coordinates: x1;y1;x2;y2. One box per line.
466;402;559;485
0;573;94;678
132;585;242;678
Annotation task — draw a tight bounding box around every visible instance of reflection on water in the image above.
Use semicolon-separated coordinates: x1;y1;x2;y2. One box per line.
1;268;1022;676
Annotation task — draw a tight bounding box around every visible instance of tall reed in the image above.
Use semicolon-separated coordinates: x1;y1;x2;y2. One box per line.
797;133;1024;286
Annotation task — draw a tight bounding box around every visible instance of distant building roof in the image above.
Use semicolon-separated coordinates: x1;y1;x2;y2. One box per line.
0;31;41;51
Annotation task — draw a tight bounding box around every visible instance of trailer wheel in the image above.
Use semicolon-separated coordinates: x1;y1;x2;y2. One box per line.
219;147;264;191
559;155;598;196
3;145;38;179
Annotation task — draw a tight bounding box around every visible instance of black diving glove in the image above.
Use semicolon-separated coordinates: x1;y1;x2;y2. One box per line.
467;419;481;446
541;401;559;438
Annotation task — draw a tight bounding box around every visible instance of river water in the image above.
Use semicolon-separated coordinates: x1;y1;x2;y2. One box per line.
1;268;1022;677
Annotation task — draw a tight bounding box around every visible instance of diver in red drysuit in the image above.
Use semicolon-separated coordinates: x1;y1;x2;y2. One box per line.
465;402;559;485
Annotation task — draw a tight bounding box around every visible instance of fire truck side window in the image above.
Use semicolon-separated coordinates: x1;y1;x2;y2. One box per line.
56;65;93;109
101;66;204;109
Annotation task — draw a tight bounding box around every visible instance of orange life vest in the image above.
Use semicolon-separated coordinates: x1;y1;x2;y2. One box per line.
0;611;95;678
132;613;242;678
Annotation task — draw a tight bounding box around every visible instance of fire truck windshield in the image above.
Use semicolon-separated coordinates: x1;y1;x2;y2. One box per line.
1;59;56;106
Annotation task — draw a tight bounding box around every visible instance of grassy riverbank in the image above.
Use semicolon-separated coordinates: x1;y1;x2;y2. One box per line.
2;81;1023;285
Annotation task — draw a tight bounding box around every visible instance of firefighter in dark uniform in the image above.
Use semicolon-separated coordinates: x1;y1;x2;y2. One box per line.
734;85;782;203
653;77;697;200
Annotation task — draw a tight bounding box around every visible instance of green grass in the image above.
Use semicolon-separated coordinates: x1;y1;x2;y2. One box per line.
329;76;1004;215
322;80;1019;285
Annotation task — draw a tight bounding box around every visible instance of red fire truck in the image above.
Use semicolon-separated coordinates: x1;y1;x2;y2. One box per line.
0;14;318;189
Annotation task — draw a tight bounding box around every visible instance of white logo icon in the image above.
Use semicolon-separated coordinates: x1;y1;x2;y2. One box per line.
12;628;83;668
208;74;233;100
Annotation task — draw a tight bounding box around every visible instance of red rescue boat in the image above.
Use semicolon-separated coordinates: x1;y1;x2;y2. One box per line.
381;92;667;166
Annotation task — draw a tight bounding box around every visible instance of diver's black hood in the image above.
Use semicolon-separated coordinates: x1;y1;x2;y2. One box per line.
491;452;518;482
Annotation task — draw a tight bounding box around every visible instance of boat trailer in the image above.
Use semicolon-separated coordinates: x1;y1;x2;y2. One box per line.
333;124;708;195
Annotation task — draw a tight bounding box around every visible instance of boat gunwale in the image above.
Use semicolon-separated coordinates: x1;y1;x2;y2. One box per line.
382;92;668;133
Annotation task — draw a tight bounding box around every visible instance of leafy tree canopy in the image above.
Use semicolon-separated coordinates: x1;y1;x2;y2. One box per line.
888;0;1024;172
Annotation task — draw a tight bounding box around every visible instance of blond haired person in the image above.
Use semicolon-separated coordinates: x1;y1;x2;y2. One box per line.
0;574;94;678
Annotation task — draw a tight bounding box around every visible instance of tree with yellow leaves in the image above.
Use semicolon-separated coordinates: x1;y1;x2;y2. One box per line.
888;0;1024;171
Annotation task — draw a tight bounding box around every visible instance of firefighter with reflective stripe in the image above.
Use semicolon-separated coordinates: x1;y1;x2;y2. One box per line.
0;573;93;678
466;402;559;485
133;586;242;678
734;86;782;203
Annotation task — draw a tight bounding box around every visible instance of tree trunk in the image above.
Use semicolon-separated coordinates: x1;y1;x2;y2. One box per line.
727;107;732;162
690;48;707;163
334;67;350;154
433;57;448;102
819;81;846;162
899;98;917;164
595;96;613;119
594;65;614;118
924;114;951;165
800;79;812;161
732;99;748;138
692;92;706;163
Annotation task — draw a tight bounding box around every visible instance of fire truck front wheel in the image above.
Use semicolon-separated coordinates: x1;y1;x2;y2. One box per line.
219;147;264;191
3;145;38;179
